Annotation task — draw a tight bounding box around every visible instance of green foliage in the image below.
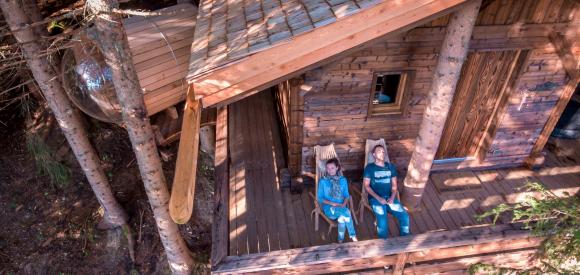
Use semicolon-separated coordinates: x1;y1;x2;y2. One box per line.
472;182;579;275
47;20;66;33
26;133;71;188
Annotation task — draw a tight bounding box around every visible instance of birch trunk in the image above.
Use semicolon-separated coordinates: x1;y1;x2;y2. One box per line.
402;0;482;210
0;0;131;241
86;0;194;273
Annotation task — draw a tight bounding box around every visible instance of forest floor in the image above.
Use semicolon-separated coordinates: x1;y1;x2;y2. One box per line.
0;105;213;274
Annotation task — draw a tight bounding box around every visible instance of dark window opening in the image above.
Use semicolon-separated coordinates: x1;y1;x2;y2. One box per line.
368;71;410;116
373;74;401;105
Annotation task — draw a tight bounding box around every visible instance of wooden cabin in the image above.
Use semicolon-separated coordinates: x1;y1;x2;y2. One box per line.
165;0;579;273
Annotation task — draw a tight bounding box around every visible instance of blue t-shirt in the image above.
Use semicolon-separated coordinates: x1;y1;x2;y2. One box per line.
363;162;398;200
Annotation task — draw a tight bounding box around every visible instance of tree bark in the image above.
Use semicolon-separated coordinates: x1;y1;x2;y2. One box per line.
86;0;194;273
0;0;132;254
402;0;482;210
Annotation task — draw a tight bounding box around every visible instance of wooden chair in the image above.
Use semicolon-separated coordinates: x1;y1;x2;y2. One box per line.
308;143;358;234
357;138;400;222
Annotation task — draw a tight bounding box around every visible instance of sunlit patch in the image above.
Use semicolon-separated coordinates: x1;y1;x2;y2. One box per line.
440;198;475;211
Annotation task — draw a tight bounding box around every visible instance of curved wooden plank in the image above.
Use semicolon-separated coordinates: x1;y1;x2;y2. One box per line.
170;91;202;224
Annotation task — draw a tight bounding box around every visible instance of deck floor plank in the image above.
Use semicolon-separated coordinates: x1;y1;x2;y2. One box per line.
282;190;302;248
421;183;450;230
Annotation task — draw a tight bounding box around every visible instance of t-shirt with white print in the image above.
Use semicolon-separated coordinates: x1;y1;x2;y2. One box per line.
363;162;398;201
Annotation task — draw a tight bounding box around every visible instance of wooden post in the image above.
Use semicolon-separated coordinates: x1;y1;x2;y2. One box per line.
211;106;229;266
402;0;481;210
170;89;202;224
525;33;579;168
393;252;409;275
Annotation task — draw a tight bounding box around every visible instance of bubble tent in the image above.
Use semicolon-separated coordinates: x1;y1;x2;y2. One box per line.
61;37;123;124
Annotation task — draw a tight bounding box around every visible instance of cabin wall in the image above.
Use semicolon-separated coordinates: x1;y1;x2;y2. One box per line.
299;0;578;176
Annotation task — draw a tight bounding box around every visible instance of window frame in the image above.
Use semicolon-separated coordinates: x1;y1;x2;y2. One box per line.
367;71;411;116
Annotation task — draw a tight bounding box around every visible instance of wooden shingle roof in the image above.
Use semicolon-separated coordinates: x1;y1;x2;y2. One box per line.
187;0;384;80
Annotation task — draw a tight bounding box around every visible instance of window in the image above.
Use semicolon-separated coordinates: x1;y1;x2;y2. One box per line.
368;71;409;115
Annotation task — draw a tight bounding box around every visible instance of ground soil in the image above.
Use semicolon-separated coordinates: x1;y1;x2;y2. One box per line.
0;105;213;274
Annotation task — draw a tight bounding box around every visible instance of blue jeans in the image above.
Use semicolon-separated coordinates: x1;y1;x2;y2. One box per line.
370;198;410;238
323;205;356;241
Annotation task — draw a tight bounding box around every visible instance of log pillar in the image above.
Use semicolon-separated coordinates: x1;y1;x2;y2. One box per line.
402;0;481;210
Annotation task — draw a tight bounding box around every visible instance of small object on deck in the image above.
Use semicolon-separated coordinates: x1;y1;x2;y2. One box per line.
280;168;291;188
290;176;304;194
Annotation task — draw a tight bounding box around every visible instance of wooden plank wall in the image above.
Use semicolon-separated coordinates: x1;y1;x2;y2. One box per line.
299;0;579;176
275;78;305;176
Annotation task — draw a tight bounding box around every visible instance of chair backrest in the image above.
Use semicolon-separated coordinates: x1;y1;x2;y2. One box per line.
364;138;390;167
313;143;343;194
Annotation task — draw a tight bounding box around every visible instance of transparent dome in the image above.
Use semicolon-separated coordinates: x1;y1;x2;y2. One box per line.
61;37;122;123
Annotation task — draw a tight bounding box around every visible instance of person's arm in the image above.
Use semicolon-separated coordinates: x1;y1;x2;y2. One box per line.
386;177;397;204
386;164;399;204
317;179;340;207
340;177;349;207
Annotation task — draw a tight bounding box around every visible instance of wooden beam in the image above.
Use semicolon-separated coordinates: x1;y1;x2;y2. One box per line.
212;223;533;274
193;0;470;107
211;106;229;266
402;0;482;210
169;89;202;224
525;33;579;168
393;252;409;275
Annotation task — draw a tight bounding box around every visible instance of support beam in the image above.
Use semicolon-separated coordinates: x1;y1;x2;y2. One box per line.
402;0;482;210
211;106;229;266
169;90;202;224
393;252;409;275
525;33;579;168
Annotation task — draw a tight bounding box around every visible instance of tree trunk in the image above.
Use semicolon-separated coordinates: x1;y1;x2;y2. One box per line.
401;0;482;210
86;0;194;273
0;0;132;250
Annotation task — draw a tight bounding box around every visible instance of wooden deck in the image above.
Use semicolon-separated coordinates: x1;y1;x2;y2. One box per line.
226;91;580;257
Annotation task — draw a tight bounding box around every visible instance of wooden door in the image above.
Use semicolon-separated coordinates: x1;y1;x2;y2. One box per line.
435;50;524;160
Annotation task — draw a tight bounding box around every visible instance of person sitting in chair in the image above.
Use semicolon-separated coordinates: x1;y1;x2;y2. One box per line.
363;145;410;238
317;158;358;243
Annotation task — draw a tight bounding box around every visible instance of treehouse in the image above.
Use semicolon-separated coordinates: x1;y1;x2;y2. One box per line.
171;0;579;273
127;0;580;273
